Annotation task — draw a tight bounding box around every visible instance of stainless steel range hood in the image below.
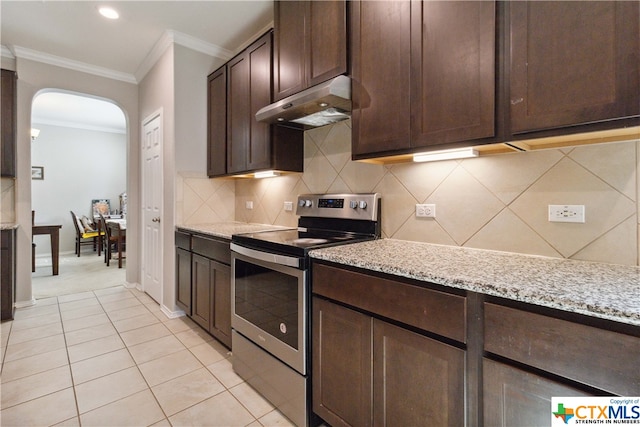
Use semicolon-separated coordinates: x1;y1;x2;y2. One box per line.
256;75;351;129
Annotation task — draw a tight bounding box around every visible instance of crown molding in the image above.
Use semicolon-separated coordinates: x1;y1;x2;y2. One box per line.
233;21;274;55
1;45;15;59
32;119;126;135
10;46;137;84
135;29;235;82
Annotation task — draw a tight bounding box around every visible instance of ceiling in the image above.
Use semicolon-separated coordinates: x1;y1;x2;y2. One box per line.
1;0;274;133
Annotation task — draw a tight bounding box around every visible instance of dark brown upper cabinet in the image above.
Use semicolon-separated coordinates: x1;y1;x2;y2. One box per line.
351;1;497;159
207;67;227;177
207;31;303;178
411;1;496;147
227;32;272;174
1;69;17;178
272;0;347;102
351;0;412;157
508;1;640;137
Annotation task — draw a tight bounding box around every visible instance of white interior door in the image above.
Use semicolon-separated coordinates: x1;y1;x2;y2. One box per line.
141;113;162;303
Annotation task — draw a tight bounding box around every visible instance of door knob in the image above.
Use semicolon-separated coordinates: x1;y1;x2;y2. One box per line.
152;217;161;223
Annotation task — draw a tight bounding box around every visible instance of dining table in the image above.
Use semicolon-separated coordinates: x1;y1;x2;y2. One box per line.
106;218;126;268
32;224;63;275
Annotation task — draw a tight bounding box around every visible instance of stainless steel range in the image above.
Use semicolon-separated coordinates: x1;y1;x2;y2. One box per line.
230;193;381;427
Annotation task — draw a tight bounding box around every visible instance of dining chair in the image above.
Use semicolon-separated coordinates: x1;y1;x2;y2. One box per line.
108;220;126;268
99;213;119;266
70;211;103;257
31;210;36;272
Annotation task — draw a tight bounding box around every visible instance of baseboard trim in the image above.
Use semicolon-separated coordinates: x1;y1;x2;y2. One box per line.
14;298;37;309
161;304;185;319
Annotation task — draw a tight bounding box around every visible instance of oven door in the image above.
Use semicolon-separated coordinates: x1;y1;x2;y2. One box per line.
231;243;307;375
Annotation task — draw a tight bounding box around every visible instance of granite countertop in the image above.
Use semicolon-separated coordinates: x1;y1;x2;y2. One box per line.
177;221;293;240
310;239;640;327
1;223;19;230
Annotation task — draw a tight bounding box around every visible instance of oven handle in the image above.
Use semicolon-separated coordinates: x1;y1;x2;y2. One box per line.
230;243;301;269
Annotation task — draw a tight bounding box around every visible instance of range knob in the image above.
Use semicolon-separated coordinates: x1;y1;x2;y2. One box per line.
298;199;306;207
304;199;313;207
359;200;368;209
350;200;358;209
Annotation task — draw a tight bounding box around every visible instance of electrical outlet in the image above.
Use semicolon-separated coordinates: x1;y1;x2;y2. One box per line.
416;204;436;218
548;204;585;223
284;201;293;212
245;201;253;210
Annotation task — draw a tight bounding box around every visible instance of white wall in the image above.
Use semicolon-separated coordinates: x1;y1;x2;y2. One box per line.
139;44;228;315
174;45;225;174
13;57;139;306
31;123;126;255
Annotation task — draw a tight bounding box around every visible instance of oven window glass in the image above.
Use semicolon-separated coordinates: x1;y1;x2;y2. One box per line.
234;259;299;350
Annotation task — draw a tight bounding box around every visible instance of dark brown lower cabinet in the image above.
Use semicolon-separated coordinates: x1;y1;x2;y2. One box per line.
312;296;465;427
192;254;231;348
313;297;372;427
210;260;231;346
192;254;212;329
1;229;16;320
312;261;640;426
175;247;192;315
483;359;590;427
175;231;231;349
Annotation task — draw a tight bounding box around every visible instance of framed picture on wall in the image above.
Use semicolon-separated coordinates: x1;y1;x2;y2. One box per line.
31;166;44;180
91;199;111;216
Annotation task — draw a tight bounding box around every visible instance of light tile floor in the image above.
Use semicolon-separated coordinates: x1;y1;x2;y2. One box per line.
0;286;295;427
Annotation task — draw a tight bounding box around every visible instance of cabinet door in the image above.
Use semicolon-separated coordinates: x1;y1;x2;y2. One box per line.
227;51;250;174
227;32;272;174
207;67;227;177
273;1;306;101
351;0;411;158
191;254;211;330
410;1;496;147
1;229;15;320
175;248;192;315
312;297;372;427
273;1;347;102
509;1;640;134
210;260;231;348
1;69;16;178
483;358;590;427
246;32;273;171
307;0;347;87
373;319;465;427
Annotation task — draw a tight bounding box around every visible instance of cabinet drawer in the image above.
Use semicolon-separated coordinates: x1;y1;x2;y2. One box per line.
484;303;640;395
312;263;466;342
175;231;191;250
192;235;230;264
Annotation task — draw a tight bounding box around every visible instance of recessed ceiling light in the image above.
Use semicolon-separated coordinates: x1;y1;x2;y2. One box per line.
99;6;119;20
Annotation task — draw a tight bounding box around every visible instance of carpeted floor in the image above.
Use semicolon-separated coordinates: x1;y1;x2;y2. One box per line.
32;251;127;299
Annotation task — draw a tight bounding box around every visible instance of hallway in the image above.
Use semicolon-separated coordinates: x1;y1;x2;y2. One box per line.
0;286;293;426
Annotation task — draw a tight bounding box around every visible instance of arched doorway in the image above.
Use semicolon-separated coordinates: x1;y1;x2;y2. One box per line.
31;90;127;298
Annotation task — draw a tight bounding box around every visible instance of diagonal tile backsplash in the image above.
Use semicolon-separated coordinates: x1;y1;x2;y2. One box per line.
180;119;640;266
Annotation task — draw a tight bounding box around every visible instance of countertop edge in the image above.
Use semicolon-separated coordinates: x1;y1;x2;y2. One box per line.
309;239;640;328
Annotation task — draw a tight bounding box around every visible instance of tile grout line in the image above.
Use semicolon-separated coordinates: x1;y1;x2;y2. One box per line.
58;294;83;426
2;287;281;426
90;287;171;426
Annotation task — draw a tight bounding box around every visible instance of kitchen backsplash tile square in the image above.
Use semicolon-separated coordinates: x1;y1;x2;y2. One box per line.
180;120;639;266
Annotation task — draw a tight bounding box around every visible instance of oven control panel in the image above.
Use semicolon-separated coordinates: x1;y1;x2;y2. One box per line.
296;193;380;221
